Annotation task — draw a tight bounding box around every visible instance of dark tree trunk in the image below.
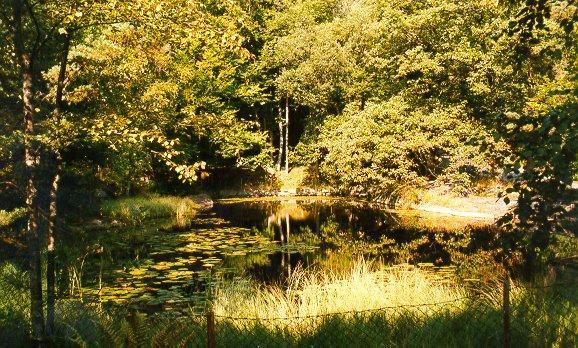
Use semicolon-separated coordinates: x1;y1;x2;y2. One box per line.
12;0;45;343
45;152;60;339
46;158;60;337
46;33;70;337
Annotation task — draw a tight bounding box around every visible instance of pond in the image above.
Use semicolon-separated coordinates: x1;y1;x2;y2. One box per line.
80;197;491;312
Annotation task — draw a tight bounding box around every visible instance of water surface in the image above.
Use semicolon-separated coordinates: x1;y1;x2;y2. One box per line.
82;197;487;311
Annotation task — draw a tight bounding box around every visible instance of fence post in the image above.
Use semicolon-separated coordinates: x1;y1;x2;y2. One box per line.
206;307;216;348
205;267;217;348
502;275;511;348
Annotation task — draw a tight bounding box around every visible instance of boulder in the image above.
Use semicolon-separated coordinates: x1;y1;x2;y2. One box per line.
191;194;214;210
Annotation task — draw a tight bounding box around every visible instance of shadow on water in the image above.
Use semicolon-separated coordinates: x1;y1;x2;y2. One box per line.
79;197;491;311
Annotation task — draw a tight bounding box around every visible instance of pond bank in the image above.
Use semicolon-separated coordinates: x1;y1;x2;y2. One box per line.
211;188;508;221
209;167;513;220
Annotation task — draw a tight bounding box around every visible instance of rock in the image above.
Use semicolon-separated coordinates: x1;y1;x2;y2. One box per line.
191;194;214;210
95;189;108;198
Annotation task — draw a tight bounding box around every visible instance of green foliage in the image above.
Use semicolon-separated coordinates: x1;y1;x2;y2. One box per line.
262;0;521;196
495;0;578;268
0;208;26;228
2;0;274;200
60;1;273;183
316;100;499;198
0;263;30;345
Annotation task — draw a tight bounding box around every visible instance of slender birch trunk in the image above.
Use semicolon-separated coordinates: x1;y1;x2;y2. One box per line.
284;98;289;174
277;104;283;172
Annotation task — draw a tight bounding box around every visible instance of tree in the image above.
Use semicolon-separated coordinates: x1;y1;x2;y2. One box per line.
262;0;522;196
498;0;577;270
2;0;130;340
1;0;273;342
6;1;45;341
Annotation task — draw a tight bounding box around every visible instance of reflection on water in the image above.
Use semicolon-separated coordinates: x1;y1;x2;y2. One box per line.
215;197;486;282
82;197;488;310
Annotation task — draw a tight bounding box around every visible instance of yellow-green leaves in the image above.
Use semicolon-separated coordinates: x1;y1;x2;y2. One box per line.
51;0;272;186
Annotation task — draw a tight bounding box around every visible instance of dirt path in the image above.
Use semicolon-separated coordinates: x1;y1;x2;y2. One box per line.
412;192;512;220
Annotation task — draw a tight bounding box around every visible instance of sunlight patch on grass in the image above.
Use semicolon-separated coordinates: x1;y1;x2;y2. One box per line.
100;195;199;227
213;259;467;319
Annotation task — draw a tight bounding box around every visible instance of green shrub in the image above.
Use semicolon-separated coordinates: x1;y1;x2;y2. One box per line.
315;100;500;199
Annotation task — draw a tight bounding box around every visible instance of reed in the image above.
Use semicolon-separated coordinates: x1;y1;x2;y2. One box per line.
213;259;467;319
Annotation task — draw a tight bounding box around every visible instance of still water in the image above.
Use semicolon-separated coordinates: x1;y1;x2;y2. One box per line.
82;197;488;311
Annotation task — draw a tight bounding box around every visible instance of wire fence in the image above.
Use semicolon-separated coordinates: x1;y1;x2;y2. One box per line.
0;274;577;347
208;281;577;348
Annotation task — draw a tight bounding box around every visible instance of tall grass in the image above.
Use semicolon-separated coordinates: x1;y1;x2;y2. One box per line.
209;260;575;346
100;195;199;227
213;260;467;319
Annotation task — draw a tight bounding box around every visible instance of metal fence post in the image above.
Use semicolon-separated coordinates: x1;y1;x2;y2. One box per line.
206;308;216;348
503;275;511;348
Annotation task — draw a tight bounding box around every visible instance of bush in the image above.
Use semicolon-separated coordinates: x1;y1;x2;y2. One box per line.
315;100;500;199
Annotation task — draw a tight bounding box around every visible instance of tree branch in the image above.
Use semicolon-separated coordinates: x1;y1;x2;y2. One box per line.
24;0;43;61
73;18;140;31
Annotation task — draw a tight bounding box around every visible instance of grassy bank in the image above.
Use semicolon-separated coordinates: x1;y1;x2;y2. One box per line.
0;260;576;346
212;261;575;347
100;195;200;227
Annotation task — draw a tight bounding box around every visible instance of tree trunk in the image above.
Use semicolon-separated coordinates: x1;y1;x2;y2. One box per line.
12;0;45;343
46;33;70;338
46;160;60;337
277;105;283;172
284;98;289;174
285;213;291;277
